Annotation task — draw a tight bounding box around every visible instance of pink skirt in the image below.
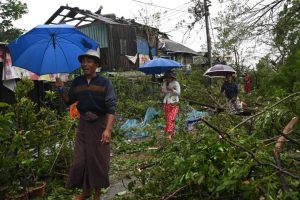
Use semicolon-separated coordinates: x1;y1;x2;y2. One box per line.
164;103;179;134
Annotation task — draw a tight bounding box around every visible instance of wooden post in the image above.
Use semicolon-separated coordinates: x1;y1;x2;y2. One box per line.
204;0;212;68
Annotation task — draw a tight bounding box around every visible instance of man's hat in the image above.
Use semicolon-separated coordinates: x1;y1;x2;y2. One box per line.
78;49;100;64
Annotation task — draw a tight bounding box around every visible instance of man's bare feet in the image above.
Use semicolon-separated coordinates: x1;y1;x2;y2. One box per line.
94;189;101;200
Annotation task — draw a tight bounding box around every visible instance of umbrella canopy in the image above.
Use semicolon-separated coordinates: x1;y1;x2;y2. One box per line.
203;64;236;77
139;58;184;74
8;24;99;75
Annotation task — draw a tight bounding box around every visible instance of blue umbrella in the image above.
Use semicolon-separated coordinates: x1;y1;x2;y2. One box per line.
8;24;99;75
139;58;184;74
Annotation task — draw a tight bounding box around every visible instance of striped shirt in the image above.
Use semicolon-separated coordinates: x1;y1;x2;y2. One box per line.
67;75;116;116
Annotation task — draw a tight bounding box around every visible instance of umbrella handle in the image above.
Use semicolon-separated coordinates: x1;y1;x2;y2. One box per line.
51;33;56;49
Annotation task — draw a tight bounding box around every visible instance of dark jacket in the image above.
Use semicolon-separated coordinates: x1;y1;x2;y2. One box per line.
67;75;116;116
221;81;238;100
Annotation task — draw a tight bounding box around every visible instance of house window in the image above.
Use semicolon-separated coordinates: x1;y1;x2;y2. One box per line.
120;39;127;55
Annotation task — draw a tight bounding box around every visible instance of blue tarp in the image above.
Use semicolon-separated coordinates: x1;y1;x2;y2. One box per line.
120;107;160;138
120;106;209;138
186;108;208;131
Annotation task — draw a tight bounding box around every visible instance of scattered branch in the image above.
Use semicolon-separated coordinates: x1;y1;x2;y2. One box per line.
273;151;289;192
275;117;299;152
204;90;224;108
202;118;300;179
230;92;300;131
273;116;298;192
138;161;161;170
182;98;225;112
162;185;189;200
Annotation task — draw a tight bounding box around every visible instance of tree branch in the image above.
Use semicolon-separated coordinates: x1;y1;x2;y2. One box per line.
182;98;225;112
202;118;300;179
230;92;300;131
273;116;298;192
275;117;299;152
162;185;189;200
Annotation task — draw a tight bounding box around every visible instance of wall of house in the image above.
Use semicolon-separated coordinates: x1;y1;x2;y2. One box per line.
106;24;138;71
136;37;156;66
80;22;138;71
79;23;109;48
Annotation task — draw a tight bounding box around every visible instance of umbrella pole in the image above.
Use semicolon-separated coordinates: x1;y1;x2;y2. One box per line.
151;74;155;82
151;74;155;99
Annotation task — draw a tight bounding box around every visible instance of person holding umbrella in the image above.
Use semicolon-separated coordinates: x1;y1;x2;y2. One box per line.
161;69;181;140
221;73;243;114
55;49;116;200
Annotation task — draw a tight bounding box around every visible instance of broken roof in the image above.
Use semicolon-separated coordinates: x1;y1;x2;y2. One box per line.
45;5;120;27
159;38;199;56
44;5;164;32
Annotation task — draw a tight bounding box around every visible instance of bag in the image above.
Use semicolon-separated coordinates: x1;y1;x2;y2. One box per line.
81;111;100;122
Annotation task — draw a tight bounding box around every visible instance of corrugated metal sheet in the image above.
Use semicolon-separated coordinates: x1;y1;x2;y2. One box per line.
79;23;108;48
137;37;156;55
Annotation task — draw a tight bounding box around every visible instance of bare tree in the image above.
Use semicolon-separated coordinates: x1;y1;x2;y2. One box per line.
135;6;161;60
186;0;294;68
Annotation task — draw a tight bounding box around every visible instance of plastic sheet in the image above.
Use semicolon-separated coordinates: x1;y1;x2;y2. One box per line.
186;108;208;131
120;107;160;138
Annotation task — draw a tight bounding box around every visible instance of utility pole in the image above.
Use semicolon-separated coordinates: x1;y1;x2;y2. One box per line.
203;0;212;68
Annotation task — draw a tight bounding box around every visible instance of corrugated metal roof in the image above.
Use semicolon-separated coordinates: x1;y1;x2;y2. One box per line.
79;23;108;48
159;38;199;55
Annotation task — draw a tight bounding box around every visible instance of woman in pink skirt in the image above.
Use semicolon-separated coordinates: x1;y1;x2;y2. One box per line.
161;69;181;140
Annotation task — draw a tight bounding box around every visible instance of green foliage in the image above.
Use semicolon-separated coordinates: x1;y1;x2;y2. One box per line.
0;65;299;199
254;109;294;138
112;68;299;199
0;0;28;42
0;79;75;195
123;110;299;199
273;0;300;57
110;74;161;119
0;103;14;186
14;78;34;100
267;42;300;98
254;55;276;93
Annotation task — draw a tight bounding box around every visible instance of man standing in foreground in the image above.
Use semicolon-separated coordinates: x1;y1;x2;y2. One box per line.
55;49;116;200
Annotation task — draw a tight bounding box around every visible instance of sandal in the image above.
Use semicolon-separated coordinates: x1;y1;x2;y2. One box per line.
74;192;91;200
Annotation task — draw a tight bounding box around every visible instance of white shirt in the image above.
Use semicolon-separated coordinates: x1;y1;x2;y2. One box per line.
161;80;181;104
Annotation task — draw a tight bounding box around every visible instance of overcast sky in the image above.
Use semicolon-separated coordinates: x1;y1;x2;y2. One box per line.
13;0;222;52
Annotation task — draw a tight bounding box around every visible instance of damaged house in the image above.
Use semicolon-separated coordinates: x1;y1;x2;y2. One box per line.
158;37;199;65
45;5;158;71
